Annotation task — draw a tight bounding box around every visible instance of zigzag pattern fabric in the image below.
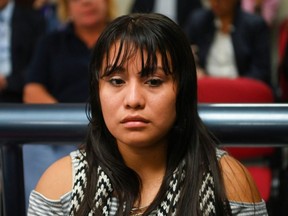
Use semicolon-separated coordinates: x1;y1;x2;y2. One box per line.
199;172;216;215
69;150;216;215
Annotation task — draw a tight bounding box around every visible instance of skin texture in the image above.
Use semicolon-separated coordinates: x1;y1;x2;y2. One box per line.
220;155;262;203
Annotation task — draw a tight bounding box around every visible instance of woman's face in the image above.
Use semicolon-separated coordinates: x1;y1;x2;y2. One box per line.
99;43;177;149
209;0;238;17
68;0;108;28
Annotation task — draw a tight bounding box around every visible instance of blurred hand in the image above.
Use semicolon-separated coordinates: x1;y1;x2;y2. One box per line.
191;45;199;61
190;44;207;79
0;75;7;91
33;0;48;10
196;67;207;79
23;83;58;103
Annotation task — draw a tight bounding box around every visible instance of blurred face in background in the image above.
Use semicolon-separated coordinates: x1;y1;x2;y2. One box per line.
68;0;109;28
0;0;9;10
209;0;238;18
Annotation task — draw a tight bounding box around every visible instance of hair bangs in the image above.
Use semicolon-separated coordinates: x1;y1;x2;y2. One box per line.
98;18;174;79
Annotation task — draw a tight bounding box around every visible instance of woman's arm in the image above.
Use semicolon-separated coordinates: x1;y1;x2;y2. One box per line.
219;155;262;203
34;156;72;200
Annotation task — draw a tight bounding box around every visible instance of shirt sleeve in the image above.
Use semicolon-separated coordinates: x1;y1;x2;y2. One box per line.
25;34;52;86
229;200;268;215
27;190;71;216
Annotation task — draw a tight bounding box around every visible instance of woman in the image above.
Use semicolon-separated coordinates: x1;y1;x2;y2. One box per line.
185;0;271;84
23;0;116;208
28;13;268;215
24;0;116;102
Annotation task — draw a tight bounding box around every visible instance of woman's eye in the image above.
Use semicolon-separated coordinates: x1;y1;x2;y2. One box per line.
146;78;163;87
109;78;125;86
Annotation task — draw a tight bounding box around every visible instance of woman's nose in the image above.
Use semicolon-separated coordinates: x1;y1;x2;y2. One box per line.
124;82;145;109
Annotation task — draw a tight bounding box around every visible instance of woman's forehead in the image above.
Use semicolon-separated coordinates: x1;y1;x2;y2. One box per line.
104;41;170;66
107;41;142;60
99;41;174;78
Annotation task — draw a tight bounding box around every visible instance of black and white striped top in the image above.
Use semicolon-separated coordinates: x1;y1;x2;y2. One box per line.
27;150;268;215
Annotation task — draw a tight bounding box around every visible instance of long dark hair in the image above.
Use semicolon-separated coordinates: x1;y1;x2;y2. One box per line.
77;13;229;215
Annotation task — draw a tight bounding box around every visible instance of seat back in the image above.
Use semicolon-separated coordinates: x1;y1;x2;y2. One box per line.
198;77;275;159
197;77;275;201
278;19;288;101
198;77;274;103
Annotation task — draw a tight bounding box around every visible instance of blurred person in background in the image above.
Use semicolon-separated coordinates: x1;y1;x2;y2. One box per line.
0;0;45;102
24;0;116;103
23;0;116;208
185;0;271;85
130;0;203;29
241;0;279;27
33;0;60;32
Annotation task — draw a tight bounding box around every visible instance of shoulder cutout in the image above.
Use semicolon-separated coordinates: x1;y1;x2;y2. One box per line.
219;155;262;203
35;156;73;200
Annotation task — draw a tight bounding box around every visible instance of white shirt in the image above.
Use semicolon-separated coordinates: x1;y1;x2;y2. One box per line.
154;0;177;23
0;1;14;77
206;20;238;78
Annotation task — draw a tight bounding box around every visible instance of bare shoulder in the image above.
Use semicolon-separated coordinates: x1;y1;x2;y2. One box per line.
219;155;262;203
35;155;73;200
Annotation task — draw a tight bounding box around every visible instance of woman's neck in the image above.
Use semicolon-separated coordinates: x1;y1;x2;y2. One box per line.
119;143;167;176
219;12;234;34
220;17;233;34
118;141;167;207
74;23;106;48
118;142;167;207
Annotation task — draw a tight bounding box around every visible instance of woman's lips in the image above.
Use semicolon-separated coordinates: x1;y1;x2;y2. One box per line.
120;116;150;128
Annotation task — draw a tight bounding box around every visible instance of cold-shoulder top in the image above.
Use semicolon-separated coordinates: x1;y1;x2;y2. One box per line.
28;149;268;215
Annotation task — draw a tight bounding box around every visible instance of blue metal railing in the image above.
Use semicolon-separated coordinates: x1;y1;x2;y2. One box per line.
0;104;288;215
